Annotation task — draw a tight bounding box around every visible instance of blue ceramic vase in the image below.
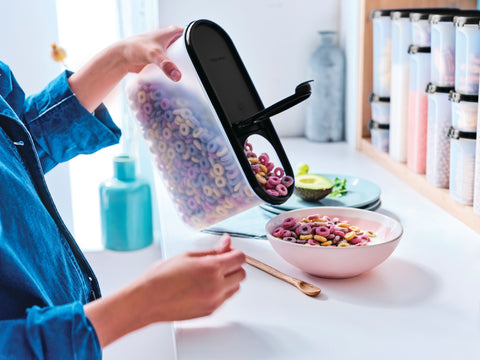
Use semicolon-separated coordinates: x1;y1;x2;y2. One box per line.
99;155;153;251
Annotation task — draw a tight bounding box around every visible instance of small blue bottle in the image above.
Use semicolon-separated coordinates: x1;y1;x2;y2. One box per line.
305;31;345;142
99;155;153;251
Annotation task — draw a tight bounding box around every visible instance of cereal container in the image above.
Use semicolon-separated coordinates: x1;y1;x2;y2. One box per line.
390;9;412;163
127;20;311;229
453;13;480;95
390;8;454;163
407;45;431;174
429;12;458;86
368;119;389;153
426;83;454;188
410;12;432;46
370;9;393;97
474;115;480;215
448;91;478;132
368;92;390;124
448;127;477;205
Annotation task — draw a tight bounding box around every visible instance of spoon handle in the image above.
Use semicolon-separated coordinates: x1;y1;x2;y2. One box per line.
245;255;321;296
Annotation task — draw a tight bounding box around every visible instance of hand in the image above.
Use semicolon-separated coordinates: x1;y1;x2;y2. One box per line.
68;25;184;112
136;233;246;322
117;25;183;81
84;234;246;348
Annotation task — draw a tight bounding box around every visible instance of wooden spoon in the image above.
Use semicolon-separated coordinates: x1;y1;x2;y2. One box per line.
245;255;321;297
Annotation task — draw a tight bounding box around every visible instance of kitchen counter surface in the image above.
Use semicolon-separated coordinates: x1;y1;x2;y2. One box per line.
89;138;480;359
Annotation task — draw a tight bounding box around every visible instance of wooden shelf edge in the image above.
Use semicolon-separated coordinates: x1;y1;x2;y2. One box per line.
358;138;480;234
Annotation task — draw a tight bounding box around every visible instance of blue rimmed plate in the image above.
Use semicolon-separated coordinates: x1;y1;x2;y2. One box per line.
268;174;381;211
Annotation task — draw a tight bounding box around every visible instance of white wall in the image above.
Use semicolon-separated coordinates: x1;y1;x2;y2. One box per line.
0;0;74;232
156;0;342;138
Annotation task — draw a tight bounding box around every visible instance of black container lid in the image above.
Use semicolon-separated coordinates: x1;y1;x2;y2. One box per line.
429;9;478;23
448;90;478;103
408;45;431;54
410;8;459;21
368;119;390;130
370;9;402;19
447;126;477;140
185;19;311;204
391;8;457;20
368;93;390;103
454;11;480;27
425;83;454;94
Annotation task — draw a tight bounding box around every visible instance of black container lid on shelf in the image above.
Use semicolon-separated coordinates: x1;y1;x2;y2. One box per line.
370;9;403;19
425;83;454;94
448;90;478;103
408;45;431;54
429;9;479;23
454;11;480;27
391;8;457;20
410;8;459;21
447;126;477;140
368;119;390;130
368;92;390;103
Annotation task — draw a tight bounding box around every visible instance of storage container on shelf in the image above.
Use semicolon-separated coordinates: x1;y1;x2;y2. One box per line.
368;119;389;153
426;83;454;188
474;115;480;215
389;8;456;163
389;9;412;163
410;8;461;46
127;20;311;230
407;45;431;174
410;12;432;46
447;127;477;205
429;12;461;87
448;91;478;132
368;92;390;153
370;9;394;97
454;13;480;95
368;92;390;124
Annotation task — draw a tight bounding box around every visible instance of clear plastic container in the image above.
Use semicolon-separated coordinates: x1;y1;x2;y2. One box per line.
426;83;454;188
448;91;478;132
454;13;480;95
429;13;458;86
407;45;431;174
368;119;389;153
368;93;390;124
371;9;393;97
410;12;432;46
448;127;477;205
474;116;480;215
390;10;412;163
127;20;309;229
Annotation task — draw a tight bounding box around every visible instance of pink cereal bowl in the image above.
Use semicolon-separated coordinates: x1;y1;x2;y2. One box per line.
265;207;403;279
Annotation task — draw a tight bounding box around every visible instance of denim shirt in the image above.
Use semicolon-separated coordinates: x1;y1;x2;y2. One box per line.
0;61;121;359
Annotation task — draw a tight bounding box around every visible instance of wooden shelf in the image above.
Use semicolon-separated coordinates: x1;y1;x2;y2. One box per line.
359;138;480;234
356;0;480;235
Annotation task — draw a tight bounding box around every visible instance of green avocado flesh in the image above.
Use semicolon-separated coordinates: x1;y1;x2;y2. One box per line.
294;174;334;202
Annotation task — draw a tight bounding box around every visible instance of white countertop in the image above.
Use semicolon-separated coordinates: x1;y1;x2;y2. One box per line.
88;138;480;359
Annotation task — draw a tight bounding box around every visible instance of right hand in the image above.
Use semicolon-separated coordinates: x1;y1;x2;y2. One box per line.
135;233;246;322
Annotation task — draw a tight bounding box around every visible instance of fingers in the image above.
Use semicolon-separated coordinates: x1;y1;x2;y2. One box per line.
216;248;246;276
214;233;231;254
160;25;184;48
160;59;181;81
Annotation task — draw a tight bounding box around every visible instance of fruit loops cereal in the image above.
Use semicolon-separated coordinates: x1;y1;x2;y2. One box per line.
271;215;376;247
244;141;293;197
128;80;291;229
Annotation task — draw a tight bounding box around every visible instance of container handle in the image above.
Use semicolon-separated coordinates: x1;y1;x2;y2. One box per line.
234;80;313;129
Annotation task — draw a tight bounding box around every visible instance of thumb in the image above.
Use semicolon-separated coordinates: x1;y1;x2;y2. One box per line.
214;233;231;254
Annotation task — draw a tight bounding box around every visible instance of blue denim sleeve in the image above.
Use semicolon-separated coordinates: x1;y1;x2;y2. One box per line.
22;70;121;173
0;302;101;359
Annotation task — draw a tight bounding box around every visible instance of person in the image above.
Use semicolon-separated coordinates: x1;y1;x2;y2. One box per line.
0;25;246;358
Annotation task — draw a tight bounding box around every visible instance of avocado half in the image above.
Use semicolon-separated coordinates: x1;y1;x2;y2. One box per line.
294;174;334;202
